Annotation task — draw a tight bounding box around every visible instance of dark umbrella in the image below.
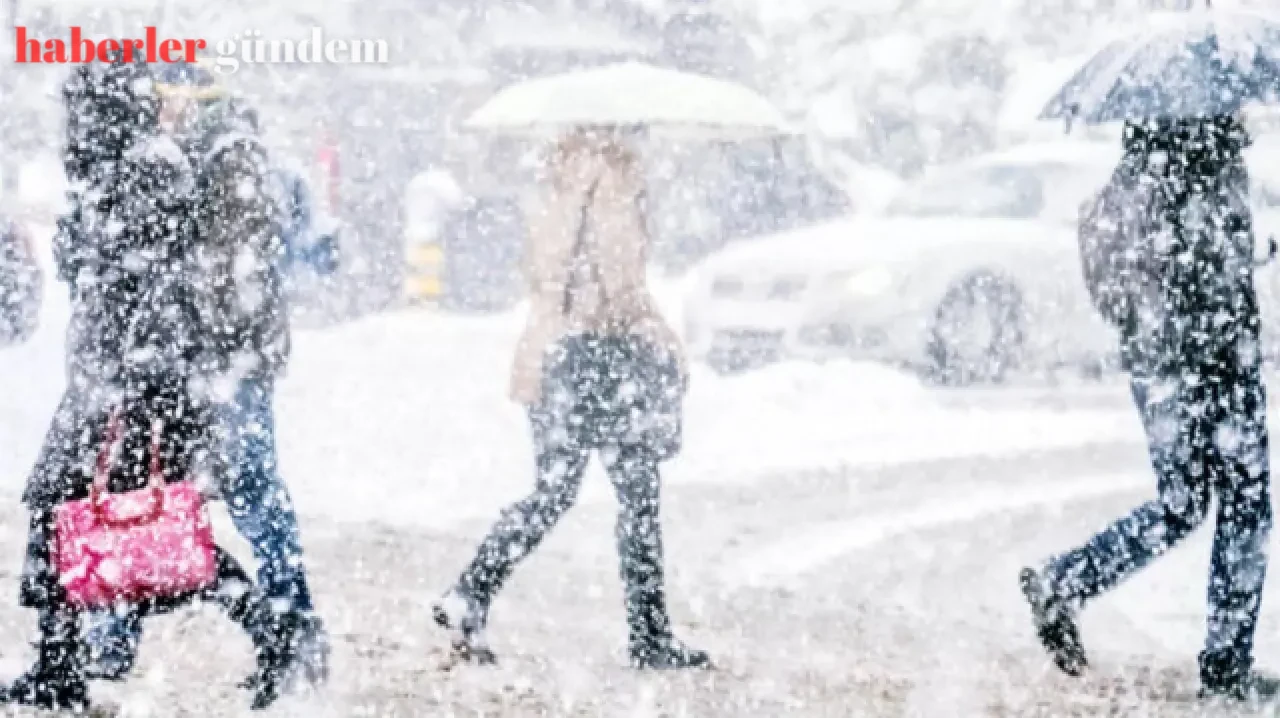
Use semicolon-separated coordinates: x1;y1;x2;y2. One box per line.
1042;9;1280;125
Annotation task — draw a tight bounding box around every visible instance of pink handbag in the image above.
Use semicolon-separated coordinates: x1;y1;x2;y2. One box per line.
53;414;218;608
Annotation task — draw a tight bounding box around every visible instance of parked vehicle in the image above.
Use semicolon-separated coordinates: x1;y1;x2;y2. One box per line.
682;142;1116;380
683;140;1280;382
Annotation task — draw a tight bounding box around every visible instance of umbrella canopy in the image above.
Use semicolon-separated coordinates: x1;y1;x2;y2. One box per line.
1042;10;1280;124
464;61;791;137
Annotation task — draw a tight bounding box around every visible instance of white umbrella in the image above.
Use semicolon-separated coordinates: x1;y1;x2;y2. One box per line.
464;61;791;137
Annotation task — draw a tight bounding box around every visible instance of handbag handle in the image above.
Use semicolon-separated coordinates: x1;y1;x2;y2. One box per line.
562;179;604;318
91;413;169;527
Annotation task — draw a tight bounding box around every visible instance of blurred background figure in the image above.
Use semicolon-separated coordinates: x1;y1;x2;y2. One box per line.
0;220;40;347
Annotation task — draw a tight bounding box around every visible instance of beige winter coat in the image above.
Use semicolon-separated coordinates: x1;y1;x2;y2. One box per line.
509;151;685;405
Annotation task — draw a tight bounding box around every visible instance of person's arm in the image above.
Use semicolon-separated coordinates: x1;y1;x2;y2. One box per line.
209;140;289;378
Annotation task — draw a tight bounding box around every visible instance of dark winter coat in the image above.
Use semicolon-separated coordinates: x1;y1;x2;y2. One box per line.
1085;116;1262;378
63;133;205;390
188;118;290;383
26;60;214;510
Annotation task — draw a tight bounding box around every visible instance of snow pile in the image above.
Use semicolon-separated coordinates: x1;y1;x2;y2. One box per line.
2;252;1141;532
268;307;1143;529
3;265;1142;533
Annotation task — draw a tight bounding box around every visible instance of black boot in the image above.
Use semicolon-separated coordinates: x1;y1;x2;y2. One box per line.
1020;567;1087;677
207;549;303;710
628;632;711;670
618;509;709;669
0;608;91;712
433;587;496;665
1199;652;1280;706
245;608;302;711
294;613;331;687
624;581;710;670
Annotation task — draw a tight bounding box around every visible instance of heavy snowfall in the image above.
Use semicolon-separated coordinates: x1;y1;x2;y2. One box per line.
3;0;1280;716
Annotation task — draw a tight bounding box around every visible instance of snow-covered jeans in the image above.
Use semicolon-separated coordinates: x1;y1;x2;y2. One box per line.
456;407;676;643
1045;369;1271;686
84;378;314;668
220;378;314;611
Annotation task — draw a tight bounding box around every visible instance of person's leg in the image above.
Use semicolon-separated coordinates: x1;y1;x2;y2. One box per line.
436;413;591;661
224;378;313;611
81;604;143;680
79;384;193;679
456;439;590;604
2;514;90;711
1044;375;1213;601
201;546;300;711
1200;371;1273;696
222;378;329;685
603;444;708;669
1024;374;1213;676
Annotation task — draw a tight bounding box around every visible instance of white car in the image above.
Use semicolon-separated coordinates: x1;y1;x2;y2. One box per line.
683;141;1280;382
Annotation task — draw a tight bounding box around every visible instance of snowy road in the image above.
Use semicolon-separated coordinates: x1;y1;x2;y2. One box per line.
0;442;1256;716
2;273;1277;715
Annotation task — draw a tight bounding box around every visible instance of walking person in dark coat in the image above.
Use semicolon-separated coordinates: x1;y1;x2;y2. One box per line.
2;59;300;713
1021;113;1278;704
79;68;330;690
433;128;710;670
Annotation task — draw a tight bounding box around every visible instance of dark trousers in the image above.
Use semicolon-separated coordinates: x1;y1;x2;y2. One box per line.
1045;370;1271;684
458;412;675;642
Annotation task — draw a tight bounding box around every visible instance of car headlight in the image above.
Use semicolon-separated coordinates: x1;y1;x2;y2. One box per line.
840;266;894;297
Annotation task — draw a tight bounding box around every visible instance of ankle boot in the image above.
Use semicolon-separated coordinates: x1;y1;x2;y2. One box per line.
1020;567;1087;677
0;608;91;712
1200;650;1280;706
243;605;302;710
294;612;331;687
621;543;709;670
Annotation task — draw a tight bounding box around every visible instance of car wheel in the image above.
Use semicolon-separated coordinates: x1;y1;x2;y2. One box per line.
926;273;1024;386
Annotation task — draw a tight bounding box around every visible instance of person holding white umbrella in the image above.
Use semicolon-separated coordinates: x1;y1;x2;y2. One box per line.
431;62;789;669
433;126;707;669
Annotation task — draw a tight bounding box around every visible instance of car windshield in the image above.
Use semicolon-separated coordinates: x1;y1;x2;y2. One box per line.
885;164;1046;219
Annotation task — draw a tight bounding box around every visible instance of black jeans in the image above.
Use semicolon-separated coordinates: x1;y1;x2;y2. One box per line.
457;334;683;642
1045;370;1271;685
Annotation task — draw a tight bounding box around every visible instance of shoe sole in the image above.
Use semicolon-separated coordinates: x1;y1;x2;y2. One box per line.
632;658;714;671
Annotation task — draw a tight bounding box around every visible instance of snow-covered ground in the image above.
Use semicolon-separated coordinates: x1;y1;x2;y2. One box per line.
5;245;1280;715
3;254;1141;530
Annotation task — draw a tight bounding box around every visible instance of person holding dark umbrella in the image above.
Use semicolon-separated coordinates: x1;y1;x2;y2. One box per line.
1025;7;1280;705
